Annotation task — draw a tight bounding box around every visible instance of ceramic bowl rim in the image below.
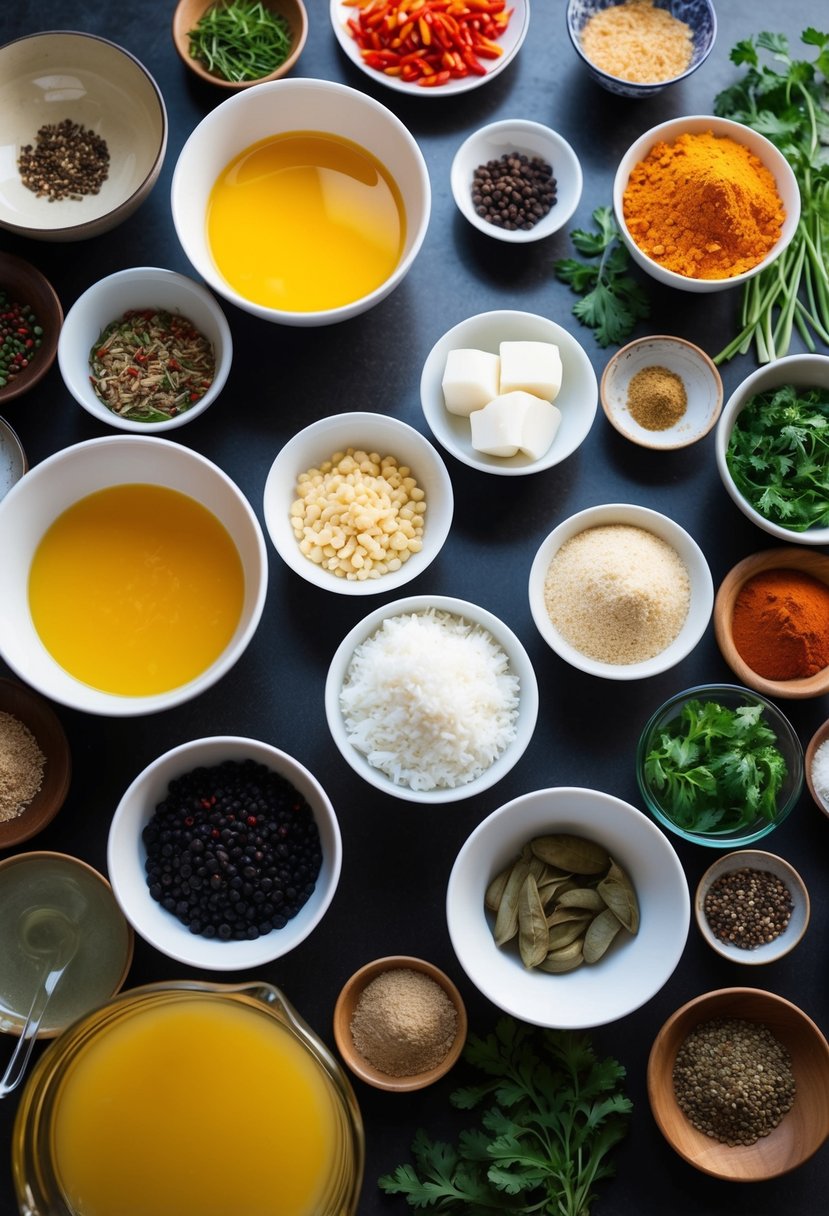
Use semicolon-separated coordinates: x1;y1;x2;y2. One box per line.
693;848;810;964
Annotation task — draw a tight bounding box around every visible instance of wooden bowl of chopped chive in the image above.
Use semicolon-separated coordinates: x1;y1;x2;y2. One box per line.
173;0;308;89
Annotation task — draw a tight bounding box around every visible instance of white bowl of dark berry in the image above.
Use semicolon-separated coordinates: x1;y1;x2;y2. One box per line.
107;736;342;969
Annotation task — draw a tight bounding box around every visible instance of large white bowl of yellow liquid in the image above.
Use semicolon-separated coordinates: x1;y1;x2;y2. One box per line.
171;77;431;326
0;435;267;716
12;979;364;1216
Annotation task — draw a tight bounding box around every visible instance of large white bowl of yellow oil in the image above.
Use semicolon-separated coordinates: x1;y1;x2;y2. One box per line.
170;77;431;326
0;435;267;716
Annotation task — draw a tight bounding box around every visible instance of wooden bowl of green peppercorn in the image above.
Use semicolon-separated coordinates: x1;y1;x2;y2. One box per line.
0;252;62;407
173;0;308;89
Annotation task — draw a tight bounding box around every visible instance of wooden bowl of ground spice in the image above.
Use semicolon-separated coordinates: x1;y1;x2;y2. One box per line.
333;956;467;1092
0;678;71;849
714;548;829;700
648;987;829;1180
600;335;722;450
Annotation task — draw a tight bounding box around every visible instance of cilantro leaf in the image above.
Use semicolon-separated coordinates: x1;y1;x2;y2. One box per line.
554;207;650;347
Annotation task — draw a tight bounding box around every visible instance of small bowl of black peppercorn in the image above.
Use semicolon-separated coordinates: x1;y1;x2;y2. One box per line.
450;119;583;244
694;850;810;965
107;735;342;970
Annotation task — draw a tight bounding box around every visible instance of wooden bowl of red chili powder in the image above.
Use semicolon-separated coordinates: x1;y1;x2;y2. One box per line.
714;548;829;700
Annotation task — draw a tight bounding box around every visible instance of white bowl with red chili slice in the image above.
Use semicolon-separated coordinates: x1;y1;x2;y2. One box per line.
330;0;530;97
58;266;232;432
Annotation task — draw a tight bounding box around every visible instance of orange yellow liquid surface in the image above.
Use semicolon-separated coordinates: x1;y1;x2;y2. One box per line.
52;996;339;1216
207;131;406;312
28;485;244;696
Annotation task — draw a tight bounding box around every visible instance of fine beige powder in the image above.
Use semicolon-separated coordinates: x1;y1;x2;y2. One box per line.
543;524;690;664
0;711;46;822
580;0;693;85
350;968;458;1077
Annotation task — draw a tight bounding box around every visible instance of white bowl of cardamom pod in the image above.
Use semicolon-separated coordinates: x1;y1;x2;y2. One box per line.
528;503;713;680
446;786;690;1029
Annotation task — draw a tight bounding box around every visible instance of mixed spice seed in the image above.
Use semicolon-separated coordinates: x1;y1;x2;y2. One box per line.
703;866;793;950
0;292;43;387
471;151;557;231
89;308;215;422
18;118;110;203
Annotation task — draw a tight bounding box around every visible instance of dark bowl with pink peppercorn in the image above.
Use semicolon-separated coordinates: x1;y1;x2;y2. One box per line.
0;252;62;406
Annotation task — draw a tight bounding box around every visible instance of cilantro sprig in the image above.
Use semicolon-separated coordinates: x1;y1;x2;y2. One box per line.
554;206;650;347
643;698;789;834
713;29;829;363
379;1018;631;1216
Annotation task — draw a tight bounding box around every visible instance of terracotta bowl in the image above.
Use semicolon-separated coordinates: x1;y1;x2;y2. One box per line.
805;717;829;817
0;252;63;406
0;678;71;849
333;956;467;1092
714;548;829;699
172;0;308;88
694;850;810;965
648;987;829;1180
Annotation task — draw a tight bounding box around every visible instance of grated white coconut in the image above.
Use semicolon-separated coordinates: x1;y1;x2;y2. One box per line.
339;609;520;791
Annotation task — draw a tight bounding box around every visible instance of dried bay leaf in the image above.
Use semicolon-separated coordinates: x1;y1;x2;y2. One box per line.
557;887;606;912
530;834;610;875
597;860;640;934
545;907;592;928
493;858;529;945
485;864;511;913
583;908;623;964
537;937;585;973
518;874;549;968
546;918;590;950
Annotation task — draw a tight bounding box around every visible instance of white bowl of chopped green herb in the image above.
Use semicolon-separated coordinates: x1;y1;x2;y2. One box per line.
324;595;538;804
58;267;232;432
528;503;713;679
447;786;690;1029
636;684;804;848
715;354;829;544
0;32;167;242
173;0;308;89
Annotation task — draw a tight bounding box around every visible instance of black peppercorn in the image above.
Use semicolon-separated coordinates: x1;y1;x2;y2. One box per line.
470;150;557;231
703;867;793;950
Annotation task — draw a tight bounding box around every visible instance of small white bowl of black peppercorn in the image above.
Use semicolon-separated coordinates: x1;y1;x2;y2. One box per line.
694;850;810;965
450;119;583;243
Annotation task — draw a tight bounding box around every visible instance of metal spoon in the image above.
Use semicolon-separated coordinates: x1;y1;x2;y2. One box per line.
0;908;80;1098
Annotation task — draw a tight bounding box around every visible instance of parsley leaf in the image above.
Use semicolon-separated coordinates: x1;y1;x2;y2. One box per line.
378;1019;631;1216
554;206;650;347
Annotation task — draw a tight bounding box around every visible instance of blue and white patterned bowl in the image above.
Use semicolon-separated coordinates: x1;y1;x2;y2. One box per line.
566;0;717;98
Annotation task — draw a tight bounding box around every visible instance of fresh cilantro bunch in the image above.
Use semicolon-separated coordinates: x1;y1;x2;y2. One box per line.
725;383;829;531
554;207;650;347
643;698;788;834
713;29;829;363
378;1018;631;1216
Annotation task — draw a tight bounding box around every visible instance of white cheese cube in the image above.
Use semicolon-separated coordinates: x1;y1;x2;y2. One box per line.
441;347;501;416
499;340;563;402
519;398;561;460
470;391;536;458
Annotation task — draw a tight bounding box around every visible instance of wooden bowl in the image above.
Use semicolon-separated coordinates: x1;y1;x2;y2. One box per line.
0;678;71;849
714;548;829;699
648;987;829;1180
333;956;467;1092
172;0;308;89
805;717;829;817
694;850;810;965
0;252;62;406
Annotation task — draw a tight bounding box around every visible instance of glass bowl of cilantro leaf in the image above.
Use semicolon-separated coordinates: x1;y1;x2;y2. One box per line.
636;684;803;848
715;353;829;544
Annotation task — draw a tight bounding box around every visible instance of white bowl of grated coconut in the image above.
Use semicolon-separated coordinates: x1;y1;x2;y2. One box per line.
324;595;539;803
528;503;713;680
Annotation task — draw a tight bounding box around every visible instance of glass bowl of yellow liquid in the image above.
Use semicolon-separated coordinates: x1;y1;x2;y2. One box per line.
12;980;364;1216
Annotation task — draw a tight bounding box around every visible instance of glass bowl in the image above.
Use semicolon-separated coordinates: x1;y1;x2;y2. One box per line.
636;683;804;848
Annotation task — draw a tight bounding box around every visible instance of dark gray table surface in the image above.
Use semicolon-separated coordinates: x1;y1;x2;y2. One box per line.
1;2;827;1213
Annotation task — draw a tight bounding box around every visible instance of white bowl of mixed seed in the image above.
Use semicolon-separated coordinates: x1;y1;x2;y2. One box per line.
58;266;232;432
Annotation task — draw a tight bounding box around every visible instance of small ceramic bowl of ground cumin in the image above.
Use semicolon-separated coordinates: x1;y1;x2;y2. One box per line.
601;335;723;450
0;677;71;849
694;850;810;965
333;956;467;1092
714;548;829;700
648;987;829;1180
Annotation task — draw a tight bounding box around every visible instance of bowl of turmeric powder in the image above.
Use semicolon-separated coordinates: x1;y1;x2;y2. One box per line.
612;115;800;292
714;549;829;701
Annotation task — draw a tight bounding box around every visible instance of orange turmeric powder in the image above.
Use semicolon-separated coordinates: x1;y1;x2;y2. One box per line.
622;130;785;280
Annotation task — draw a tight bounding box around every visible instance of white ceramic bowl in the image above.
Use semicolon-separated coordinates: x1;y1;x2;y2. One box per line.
613;115;800;293
420;310;597;475
329;0;530;98
0;435;267;716
171;77;430;326
601;335;723;450
694;850;810;965
450;119;582;243
107;736;341;969
263;412;453;595
447;786;690;1028
0;32;167;241
715;354;829;545
528;502;713;679
58;267;232;433
324;595;539;804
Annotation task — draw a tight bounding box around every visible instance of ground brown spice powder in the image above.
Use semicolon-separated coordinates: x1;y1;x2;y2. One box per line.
626;365;688;430
350;968;458;1077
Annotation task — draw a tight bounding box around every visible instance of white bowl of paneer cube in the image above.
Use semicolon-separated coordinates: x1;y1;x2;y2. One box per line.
420;310;598;475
